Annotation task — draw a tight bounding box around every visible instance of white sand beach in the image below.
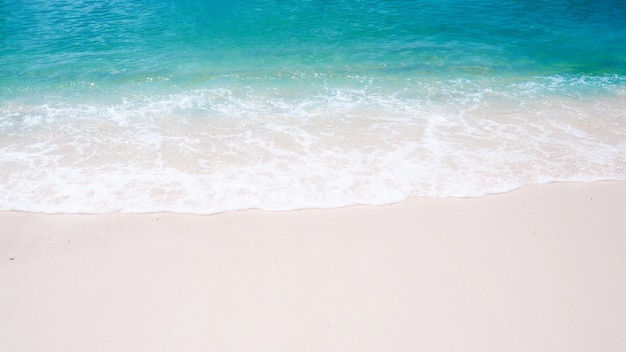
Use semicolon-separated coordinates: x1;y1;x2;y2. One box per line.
1;181;626;351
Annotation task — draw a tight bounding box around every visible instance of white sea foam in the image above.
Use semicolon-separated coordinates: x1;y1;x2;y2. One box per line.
1;77;625;214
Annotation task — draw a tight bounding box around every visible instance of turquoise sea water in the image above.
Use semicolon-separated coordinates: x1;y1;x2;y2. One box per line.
1;0;626;213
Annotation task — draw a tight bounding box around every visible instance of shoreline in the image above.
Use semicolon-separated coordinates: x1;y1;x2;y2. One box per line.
3;179;626;216
2;180;626;351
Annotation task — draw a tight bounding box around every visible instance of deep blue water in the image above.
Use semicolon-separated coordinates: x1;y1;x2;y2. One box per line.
1;0;625;213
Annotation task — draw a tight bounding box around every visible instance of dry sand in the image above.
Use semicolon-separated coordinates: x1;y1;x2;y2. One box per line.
1;181;626;351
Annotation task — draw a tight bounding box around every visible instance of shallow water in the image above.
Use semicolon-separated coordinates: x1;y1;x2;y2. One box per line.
1;0;625;213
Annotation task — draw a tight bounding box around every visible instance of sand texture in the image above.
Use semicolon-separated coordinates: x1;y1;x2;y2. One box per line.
1;181;626;351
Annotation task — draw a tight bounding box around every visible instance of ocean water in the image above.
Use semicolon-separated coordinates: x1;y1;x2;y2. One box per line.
1;0;625;214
